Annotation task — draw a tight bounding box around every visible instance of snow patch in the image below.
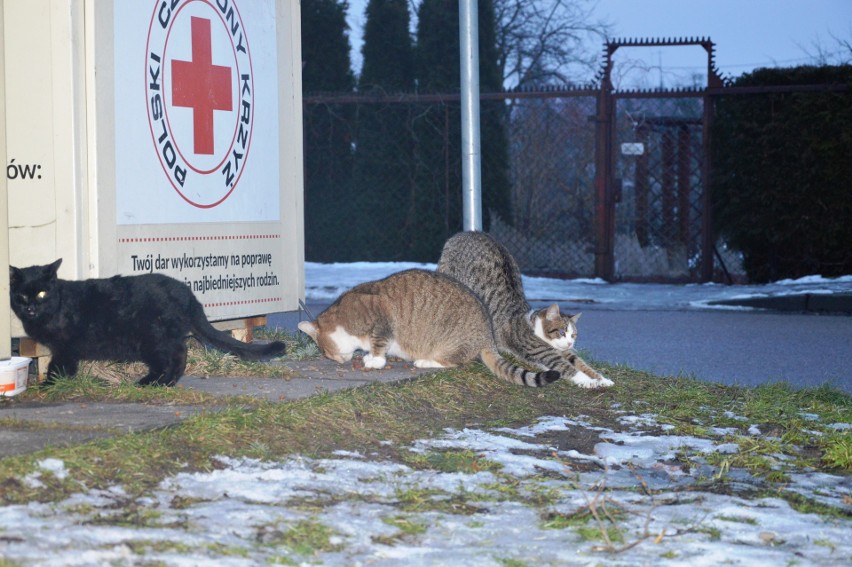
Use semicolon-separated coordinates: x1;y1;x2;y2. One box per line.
1;417;849;565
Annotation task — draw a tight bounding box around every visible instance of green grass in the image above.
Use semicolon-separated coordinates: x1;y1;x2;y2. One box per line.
10;338;294;404
258;519;342;556
541;509;593;530
715;514;758;525
814;539;837;552
404;449;503;474
393;486;484;515
382;515;429;536
821;431;852;469
495;559;531;567
0;356;849;519
605;365;851;477
256;327;320;360
15;371;222;405
576;524;625;544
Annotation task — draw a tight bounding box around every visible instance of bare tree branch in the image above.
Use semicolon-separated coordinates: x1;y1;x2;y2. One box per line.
795;26;852;66
493;0;613;88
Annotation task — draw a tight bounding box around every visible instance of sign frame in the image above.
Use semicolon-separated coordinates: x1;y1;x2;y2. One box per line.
90;0;304;322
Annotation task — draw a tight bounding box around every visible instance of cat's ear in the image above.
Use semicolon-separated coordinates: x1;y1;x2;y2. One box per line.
47;259;62;276
570;313;582;323
297;321;319;340
545;304;561;321
9;266;21;287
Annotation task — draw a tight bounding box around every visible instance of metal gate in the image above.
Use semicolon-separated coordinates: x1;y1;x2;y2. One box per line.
594;38;724;282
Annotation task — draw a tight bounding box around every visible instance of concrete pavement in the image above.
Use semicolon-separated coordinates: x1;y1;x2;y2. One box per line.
0;356;433;459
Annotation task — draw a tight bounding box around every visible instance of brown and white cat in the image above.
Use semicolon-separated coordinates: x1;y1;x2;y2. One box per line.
298;269;560;387
437;231;613;389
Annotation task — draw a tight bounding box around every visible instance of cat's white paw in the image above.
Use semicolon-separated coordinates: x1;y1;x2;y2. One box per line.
570;371;614;389
414;359;447;369
594;375;615;388
363;354;387;369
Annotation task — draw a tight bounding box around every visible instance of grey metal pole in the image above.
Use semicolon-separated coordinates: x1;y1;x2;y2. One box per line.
459;0;482;231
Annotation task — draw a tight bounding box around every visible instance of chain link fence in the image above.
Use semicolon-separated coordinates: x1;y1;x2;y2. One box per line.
302;89;745;280
493;94;598;277
303;90;603;276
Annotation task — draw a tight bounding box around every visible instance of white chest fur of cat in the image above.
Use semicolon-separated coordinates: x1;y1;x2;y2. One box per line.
298;269;560;387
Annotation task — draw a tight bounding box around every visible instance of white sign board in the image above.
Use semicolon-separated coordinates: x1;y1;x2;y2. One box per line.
620;142;645;156
115;1;280;224
108;0;302;320
4;0;304;330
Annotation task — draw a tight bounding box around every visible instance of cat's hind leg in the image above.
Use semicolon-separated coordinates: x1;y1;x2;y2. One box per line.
137;343;187;387
137;368;167;387
414;345;477;369
413;359;451;369
160;345;188;387
413;349;463;368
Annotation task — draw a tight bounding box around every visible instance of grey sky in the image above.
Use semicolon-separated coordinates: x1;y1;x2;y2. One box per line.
344;0;849;86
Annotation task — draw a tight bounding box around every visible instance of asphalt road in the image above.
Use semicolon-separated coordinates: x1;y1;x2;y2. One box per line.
568;308;850;393
271;305;851;394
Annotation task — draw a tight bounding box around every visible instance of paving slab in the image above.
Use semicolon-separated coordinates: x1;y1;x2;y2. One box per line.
0;401;210;430
0;357;434;459
180;357;426;401
0;403;213;458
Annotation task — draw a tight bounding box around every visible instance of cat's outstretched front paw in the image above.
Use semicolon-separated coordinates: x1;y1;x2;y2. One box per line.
570;371;615;389
363;354;387;369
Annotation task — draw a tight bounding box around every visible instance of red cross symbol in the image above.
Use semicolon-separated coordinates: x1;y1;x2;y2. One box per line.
171;17;233;155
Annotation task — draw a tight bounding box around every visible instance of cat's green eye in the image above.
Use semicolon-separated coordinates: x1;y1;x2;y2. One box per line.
36;291;47;300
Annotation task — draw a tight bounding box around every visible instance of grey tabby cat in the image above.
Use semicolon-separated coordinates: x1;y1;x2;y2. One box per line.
298;269;560;387
437;231;613;388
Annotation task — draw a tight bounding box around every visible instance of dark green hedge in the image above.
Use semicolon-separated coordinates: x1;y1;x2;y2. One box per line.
711;65;852;282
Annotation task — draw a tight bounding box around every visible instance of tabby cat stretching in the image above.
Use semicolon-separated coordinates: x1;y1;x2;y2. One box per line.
437;231;613;389
9;259;286;387
298;269;560;387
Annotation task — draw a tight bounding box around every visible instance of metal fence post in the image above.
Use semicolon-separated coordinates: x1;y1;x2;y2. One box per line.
459;0;482;231
701;90;715;281
594;65;615;281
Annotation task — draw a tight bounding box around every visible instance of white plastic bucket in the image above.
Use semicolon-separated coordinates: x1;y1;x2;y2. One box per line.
0;357;32;397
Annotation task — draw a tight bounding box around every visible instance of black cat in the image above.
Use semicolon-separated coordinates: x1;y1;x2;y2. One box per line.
9;259;286;387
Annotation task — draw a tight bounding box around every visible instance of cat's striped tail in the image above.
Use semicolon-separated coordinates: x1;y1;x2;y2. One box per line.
480;349;560;387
